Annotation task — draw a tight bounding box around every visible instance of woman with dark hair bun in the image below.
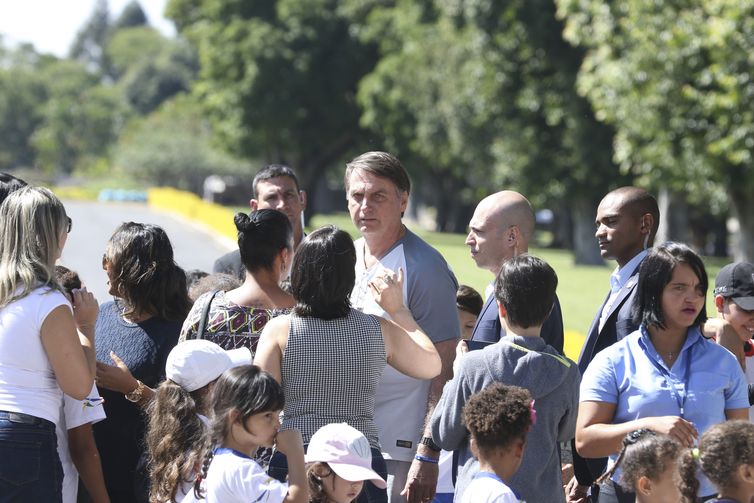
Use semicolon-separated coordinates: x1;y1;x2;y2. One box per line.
92;222;191;503
178;209;294;353
576;242;749;502
255;225;441;503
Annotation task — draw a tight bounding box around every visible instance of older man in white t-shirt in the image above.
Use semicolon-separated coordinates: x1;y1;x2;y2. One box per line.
345;151;460;503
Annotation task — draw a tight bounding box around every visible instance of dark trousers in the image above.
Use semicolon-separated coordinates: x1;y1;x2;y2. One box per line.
269;445;388;503
0;411;62;503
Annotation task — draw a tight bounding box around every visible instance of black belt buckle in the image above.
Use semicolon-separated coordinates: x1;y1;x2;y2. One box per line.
7;412;38;425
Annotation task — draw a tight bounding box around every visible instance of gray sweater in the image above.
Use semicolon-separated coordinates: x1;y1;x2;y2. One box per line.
431;335;580;502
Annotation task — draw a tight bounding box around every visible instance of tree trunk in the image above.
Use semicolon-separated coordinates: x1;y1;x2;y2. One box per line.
572;195;604;265
730;185;754;262
551;200;573;249
656;187;690;246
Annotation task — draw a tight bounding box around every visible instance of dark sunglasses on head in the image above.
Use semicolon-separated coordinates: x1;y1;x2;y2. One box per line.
66;216;72;234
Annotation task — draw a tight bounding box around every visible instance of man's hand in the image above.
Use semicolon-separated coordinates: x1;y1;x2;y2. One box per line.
400;457;438;503
564;475;590;503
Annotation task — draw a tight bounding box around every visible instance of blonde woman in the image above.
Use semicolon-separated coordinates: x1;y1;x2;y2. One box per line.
0;187;98;502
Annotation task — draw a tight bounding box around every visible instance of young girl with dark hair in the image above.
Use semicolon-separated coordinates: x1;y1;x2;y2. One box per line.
147;340;251;503
596;429;681;502
179;209;294;354
182;365;308;503
678;420;754;503
577;242;749;502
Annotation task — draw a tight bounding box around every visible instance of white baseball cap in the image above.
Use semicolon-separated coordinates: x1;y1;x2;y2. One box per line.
305;423;387;489
165;340;251;392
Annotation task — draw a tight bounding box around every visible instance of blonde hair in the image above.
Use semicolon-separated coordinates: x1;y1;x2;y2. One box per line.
0;186;67;307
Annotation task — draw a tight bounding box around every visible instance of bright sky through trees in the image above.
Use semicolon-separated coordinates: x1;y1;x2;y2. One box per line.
0;0;173;57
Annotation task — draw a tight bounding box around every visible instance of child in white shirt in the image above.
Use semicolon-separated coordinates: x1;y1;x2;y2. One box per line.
182;365;307;503
460;383;533;503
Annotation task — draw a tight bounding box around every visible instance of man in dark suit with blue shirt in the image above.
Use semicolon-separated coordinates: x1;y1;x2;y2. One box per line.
566;186;659;503
466;191;564;354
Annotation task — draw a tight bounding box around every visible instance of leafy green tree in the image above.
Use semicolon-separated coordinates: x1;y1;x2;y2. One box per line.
69;0;112;74
165;0;378;210
354;0;623;261
557;0;754;260
0;43;49;169
30;59;124;174
114;1;148;29
114;95;251;191
107;27;197;113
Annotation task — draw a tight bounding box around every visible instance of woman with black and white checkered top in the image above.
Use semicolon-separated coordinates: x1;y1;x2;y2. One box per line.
255;225;441;503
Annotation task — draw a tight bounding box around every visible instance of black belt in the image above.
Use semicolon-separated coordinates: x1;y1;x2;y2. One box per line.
0;410;54;427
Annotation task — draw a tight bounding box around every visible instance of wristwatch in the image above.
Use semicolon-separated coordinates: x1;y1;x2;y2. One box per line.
420;435;441;452
125;380;145;403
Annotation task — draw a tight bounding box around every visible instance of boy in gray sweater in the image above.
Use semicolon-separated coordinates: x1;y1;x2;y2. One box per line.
430;255;580;502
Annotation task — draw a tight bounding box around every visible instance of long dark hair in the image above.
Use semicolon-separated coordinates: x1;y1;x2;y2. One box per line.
104;222;190;321
234;209;292;273
631;241;708;329
147;380;209;503
291;225;355;320
193;365;284;498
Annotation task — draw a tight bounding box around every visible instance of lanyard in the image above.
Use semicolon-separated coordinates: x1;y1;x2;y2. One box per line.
504;341;572;368
473;472;523;501
638;327;693;418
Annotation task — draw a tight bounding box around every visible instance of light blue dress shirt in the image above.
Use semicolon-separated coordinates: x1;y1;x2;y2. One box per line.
581;325;749;496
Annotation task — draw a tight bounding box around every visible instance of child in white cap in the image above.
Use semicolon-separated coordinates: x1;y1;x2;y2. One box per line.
305;423;388;503
147;339;251;503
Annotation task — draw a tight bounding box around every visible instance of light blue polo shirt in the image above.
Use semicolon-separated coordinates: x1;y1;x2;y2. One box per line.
581;325;748;496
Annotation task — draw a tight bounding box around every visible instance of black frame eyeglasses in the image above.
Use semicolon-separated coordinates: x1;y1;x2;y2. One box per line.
66;216;72;234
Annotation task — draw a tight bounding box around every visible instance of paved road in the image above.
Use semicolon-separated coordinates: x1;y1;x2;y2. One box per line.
60;201;233;304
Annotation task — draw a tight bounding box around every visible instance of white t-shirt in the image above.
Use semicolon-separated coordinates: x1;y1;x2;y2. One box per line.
351;231;460;462
182;449;288;503
460;473;520;503
56;384;107;503
0;286;70;423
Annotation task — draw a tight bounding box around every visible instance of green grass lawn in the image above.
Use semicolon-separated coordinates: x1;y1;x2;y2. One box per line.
309;213;730;361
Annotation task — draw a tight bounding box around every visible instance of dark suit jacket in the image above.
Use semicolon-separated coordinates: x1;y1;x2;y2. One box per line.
470;291;565;355
212;250;245;281
572;261;642;486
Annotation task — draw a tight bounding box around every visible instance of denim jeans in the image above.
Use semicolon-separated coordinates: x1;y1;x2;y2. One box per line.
269;445;388;503
0;411;62;503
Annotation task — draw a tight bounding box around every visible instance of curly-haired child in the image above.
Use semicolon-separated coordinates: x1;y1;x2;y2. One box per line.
679;420;754;503
595;429;681;502
459;383;534;503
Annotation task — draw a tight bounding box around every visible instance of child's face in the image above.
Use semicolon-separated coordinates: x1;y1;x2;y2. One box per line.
718;296;754;342
458;308;477;340
322;473;364;503
637;464;681;503
235;409;281;450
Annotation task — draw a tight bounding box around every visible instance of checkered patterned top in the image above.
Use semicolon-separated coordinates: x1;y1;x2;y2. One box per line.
281;308;386;448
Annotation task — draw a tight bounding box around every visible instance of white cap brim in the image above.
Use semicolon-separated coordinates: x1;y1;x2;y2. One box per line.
328;462;387;489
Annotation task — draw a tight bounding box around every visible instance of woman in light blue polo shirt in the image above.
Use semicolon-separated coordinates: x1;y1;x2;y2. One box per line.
576;242;749;503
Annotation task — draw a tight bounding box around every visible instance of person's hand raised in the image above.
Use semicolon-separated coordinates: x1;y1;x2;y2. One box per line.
368;267;407;318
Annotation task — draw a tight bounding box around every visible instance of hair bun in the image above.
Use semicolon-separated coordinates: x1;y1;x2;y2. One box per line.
234;213;255;233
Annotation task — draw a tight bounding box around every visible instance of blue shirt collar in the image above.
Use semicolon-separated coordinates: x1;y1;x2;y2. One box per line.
638;324;703;360
610;249;649;294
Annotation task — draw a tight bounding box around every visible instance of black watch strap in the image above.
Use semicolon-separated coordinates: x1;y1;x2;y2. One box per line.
420;435;441;452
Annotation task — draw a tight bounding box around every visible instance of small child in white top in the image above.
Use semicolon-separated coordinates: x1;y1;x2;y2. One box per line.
460;383;533;503
182;365;307;503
